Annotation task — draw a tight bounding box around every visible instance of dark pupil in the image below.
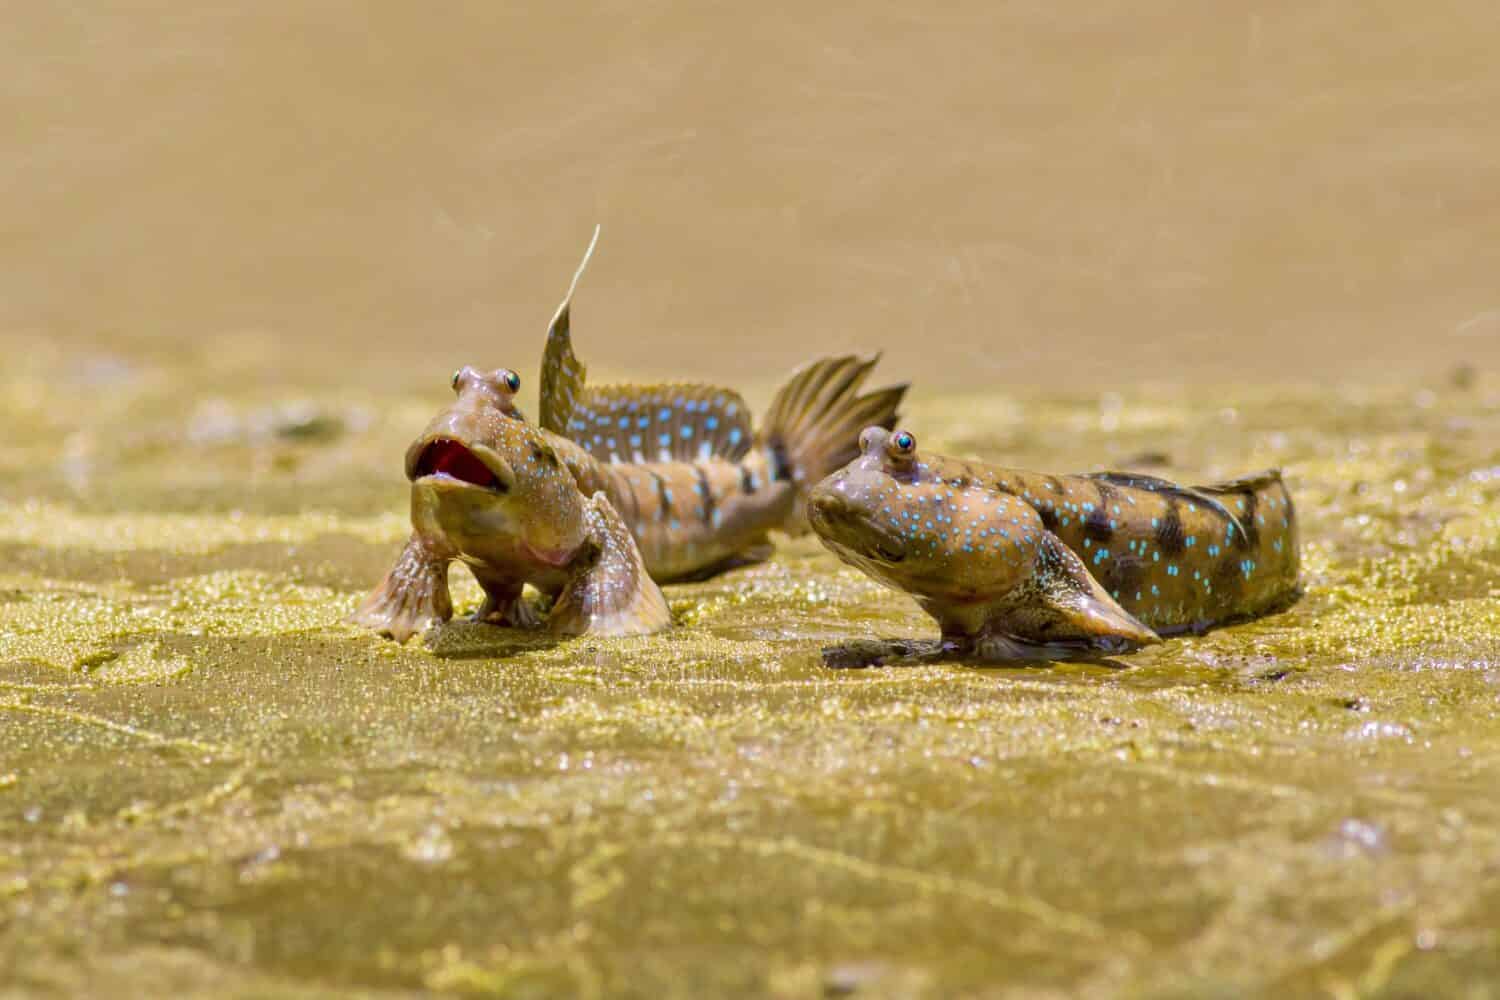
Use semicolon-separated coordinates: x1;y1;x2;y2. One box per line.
897;434;912;450
506;373;520;391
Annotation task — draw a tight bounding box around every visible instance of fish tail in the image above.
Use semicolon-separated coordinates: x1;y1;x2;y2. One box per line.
1200;469;1300;611
757;354;908;534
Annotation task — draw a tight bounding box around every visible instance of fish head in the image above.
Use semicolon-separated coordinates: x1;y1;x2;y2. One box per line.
807;426;1041;601
402;366;589;572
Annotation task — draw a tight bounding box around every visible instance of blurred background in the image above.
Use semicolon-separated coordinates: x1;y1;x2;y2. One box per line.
3;0;1498;391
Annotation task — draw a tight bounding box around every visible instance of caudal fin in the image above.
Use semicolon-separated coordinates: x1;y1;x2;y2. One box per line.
757;354;908;533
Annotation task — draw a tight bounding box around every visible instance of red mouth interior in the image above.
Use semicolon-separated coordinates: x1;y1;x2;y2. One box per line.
413;439;502;489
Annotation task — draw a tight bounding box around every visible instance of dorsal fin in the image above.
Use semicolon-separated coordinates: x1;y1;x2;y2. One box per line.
536;226;754;464
1197;468;1284;494
538;225;600;437
1086;471;1248;541
558;383;755;464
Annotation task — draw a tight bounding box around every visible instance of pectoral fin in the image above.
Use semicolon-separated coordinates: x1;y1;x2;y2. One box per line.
993;531;1161;653
548;492;672;637
348;534;454;643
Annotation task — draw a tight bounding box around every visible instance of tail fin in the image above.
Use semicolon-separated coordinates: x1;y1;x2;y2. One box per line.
757;354;908;534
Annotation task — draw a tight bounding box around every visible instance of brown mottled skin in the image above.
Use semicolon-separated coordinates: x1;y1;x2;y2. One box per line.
809;427;1300;660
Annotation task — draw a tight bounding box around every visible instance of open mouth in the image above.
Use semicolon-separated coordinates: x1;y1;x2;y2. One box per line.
411;438;505;490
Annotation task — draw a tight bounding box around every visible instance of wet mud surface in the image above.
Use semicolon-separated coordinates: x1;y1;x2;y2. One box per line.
4;348;1500;997
6;2;1500;993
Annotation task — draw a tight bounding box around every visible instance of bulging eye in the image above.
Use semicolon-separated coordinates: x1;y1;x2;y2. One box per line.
451;369;463;390
889;430;916;457
503;370;521;393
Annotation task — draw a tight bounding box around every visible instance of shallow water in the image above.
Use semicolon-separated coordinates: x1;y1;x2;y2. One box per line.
4;347;1500;996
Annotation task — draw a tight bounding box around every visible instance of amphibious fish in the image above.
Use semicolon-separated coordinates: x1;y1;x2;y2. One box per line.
352;234;907;641
808;427;1299;660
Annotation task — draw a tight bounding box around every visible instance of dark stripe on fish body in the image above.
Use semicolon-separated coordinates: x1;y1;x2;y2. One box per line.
1156;498;1186;556
615;473;640;524
1085;482;1117;542
1211;549;1246;602
740;466;756;494
694;464;716;525
1038;505;1060;532
769;442;792;482
1236;490;1260;548
1106;556;1143;600
647;469;672;513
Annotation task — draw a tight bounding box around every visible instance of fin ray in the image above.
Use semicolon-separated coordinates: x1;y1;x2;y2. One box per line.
538;226;600;437
993;531;1161;652
757;354;909;533
548;492;671;637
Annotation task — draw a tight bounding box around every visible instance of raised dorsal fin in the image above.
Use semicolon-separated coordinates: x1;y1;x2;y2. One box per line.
537;226;755;464
1085;471;1248;542
538;226;600;437
558;383;755;464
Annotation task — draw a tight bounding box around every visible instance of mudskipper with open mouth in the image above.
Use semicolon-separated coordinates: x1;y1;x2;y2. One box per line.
351;232;907;642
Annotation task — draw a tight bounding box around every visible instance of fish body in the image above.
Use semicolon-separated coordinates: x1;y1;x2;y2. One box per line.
808;427;1299;658
351;232;907;641
583;452;790;580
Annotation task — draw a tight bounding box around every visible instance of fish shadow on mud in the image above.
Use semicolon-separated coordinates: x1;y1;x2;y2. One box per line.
423;620;566;660
820;638;1135;671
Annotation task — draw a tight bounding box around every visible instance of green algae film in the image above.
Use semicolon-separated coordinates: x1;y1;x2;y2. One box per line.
6;359;1500;996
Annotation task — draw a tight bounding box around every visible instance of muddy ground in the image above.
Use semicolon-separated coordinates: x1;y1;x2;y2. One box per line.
4;346;1500;996
5;2;1500;996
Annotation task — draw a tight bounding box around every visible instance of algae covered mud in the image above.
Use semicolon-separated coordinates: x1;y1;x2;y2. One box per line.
3;344;1500;997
